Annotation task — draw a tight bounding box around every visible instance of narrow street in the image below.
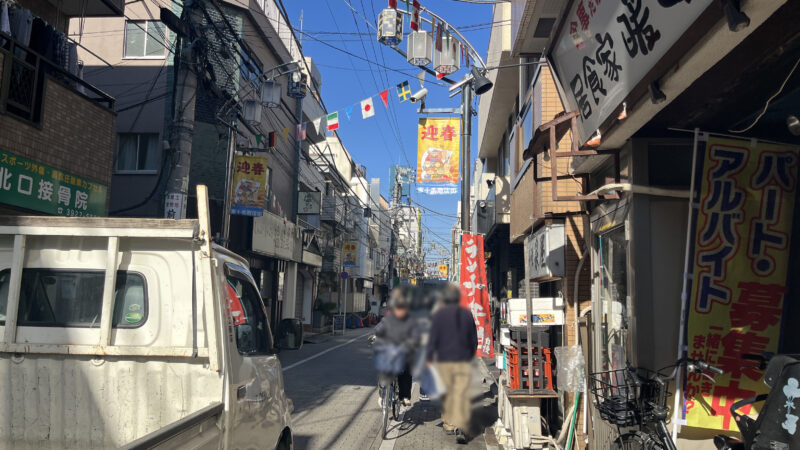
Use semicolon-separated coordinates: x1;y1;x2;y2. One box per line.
279;326;497;450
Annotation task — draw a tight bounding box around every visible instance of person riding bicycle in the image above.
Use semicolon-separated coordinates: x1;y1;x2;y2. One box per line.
374;286;420;407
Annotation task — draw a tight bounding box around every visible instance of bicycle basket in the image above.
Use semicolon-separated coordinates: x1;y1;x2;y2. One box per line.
374;344;407;376
590;367;662;426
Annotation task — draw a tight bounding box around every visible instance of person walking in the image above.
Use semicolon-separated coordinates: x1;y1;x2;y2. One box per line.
426;284;477;444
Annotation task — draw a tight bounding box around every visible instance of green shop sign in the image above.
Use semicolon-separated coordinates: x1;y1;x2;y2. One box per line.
0;148;107;216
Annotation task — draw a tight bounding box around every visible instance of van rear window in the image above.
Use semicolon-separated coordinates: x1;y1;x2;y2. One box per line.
0;269;147;328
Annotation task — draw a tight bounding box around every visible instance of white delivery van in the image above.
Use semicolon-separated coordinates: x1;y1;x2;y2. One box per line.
0;186;293;449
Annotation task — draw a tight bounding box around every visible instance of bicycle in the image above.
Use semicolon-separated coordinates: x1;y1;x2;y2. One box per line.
369;336;406;439
591;357;723;450
713;352;800;450
378;373;400;439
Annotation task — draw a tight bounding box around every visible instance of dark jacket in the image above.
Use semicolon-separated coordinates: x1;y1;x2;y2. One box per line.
426;303;478;362
375;313;420;350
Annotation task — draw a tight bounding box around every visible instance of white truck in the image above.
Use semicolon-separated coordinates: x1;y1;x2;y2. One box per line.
0;186;293;449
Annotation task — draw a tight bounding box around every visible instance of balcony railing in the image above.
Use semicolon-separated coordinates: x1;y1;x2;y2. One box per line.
0;32;114;125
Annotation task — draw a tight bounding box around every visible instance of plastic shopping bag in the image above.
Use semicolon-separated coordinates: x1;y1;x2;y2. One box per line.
419;364;446;400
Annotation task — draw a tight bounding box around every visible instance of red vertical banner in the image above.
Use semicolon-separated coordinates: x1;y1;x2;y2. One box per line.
460;234;494;358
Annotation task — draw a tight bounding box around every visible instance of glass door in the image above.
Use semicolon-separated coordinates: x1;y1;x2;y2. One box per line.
596;226;629;372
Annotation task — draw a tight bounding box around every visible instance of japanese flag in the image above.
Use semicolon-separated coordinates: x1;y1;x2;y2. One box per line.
361;97;375;119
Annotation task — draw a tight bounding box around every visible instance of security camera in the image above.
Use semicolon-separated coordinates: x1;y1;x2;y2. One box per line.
410;88;428;103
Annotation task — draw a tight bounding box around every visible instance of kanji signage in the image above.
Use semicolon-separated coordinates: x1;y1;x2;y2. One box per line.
0;148;106;216
683;136;799;430
230;154;268;217
417;117;459;195
459;234;493;358
548;0;713;145
438;263;448;280
342;241;358;267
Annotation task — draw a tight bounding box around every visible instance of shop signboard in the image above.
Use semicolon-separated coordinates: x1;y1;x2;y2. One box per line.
0;148;106;216
342;241;357;267
298;191;321;215
683;136;799;431
548;0;713;144
525;223;566;280
252;211;298;261
438;264;448;280
230;154;268;216
416;118;459;195
459;233;493;358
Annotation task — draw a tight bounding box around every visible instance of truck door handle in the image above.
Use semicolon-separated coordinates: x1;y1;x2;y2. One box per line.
237;385;246;400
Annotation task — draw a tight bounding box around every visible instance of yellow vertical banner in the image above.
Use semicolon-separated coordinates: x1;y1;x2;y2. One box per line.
684;136;799;430
438;264;448;279
342;241;357;267
417;117;460;194
230;154;268;216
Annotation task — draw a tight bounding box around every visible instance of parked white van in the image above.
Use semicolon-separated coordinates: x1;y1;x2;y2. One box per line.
0;186;293;449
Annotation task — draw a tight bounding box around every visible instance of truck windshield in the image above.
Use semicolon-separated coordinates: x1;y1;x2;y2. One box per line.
0;269;147;328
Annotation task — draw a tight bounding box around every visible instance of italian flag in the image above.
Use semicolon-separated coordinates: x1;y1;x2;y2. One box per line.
327;112;339;131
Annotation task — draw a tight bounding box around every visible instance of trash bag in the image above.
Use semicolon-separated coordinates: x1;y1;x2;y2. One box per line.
554;345;585;393
374;344;407;375
419;364;446;400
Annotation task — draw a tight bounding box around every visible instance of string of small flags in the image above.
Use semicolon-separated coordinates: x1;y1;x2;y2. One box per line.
255;76;421;148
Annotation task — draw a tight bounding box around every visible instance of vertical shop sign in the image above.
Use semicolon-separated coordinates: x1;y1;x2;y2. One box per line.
460;234;494;358
230;154;268;216
683;136;798;430
438;264;448;280
342;241;358;267
417;117;460;195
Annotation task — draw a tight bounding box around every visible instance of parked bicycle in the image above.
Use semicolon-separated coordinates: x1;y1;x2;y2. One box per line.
713;352;800;450
591;356;723;450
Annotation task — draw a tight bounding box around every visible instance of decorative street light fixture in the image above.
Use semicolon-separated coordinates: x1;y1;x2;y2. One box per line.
377;8;404;46
261;79;281;108
433;41;460;75
407;30;432;66
375;3;493;233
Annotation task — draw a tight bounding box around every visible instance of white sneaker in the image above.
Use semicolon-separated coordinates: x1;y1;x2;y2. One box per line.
402;398;412;407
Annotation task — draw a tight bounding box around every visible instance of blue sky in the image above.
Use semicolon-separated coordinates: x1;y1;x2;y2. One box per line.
283;0;494;259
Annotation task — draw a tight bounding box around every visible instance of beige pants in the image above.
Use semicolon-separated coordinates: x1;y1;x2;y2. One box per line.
436;361;471;432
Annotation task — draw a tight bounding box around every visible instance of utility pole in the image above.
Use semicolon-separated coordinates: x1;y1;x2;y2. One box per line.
460;80;473;232
164;1;201;219
291;97;303;221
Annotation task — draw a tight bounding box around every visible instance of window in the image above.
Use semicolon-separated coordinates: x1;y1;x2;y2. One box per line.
117;133;159;172
226;274;273;355
0;269;147;327
124;21;168;58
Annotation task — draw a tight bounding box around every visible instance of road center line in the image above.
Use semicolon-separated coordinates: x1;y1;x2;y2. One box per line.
282;332;371;371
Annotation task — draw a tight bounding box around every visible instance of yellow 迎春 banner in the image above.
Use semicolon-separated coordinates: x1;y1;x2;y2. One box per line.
417;118;460;184
343;241;357;267
684;136;799;431
230;155;268;217
438;264;448;279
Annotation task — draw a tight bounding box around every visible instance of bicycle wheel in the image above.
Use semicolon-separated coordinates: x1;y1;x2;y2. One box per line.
381;386;390;439
391;382;399;421
611;431;663;450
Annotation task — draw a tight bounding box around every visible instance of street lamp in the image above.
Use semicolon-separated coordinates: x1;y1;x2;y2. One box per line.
433;42;459;75
377;8;404;46
375;5;492;233
407;30;432;66
261;79;282;108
